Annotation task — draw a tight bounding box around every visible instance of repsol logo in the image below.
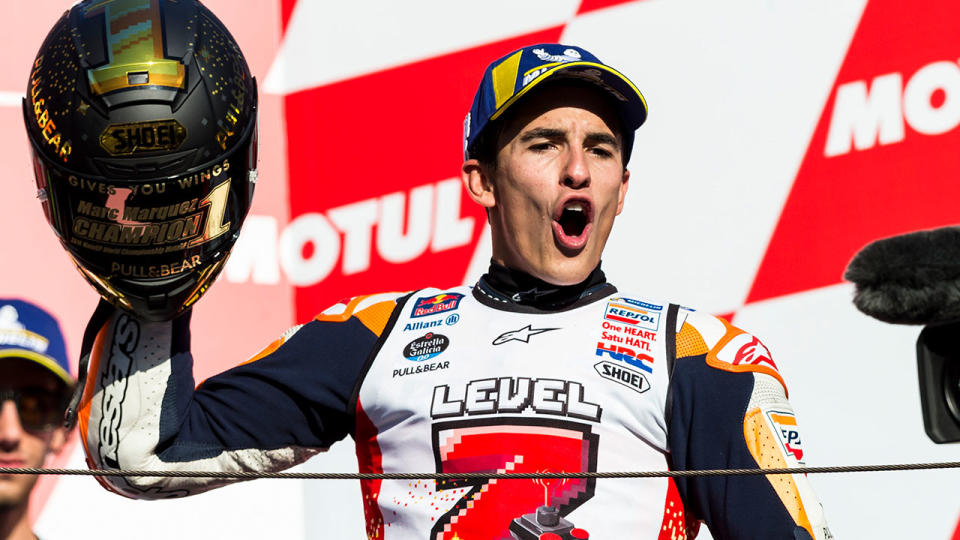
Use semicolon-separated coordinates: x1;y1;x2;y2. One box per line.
608;308;653;322
825;58;960;156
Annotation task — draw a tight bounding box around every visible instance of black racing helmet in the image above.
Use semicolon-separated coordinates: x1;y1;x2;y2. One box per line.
24;0;258;321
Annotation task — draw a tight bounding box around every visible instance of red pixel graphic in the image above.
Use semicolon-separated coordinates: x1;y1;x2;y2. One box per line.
433;421;596;539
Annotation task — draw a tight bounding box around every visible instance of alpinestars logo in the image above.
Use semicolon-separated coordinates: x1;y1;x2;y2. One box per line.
492;325;559;345
733;335;777;371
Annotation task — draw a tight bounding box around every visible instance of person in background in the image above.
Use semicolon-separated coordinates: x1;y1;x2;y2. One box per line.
0;299;73;540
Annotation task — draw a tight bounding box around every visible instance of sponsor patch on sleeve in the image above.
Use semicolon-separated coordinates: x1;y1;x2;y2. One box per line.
765;409;805;465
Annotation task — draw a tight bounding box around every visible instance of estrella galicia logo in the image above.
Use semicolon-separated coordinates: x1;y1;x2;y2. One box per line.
410;293;465;318
403;332;450;362
492;325;559;345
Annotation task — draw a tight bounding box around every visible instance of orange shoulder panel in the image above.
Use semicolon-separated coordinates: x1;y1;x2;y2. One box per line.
676;322;709;358
315;294;400;337
237;334;287;368
234;294;401;373
704;317;787;394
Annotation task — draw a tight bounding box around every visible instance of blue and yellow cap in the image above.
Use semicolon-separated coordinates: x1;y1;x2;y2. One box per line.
0;299;72;387
463;43;648;164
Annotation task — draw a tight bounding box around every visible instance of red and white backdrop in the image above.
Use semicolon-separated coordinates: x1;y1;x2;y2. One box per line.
2;0;958;538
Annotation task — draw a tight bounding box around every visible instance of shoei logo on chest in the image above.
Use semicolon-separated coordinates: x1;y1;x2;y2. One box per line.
603;297;661;330
411;293;465;318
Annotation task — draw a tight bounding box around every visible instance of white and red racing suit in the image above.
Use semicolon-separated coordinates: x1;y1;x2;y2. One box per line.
78;265;831;539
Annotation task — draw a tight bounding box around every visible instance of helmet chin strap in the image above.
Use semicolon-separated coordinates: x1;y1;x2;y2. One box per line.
64;299;115;430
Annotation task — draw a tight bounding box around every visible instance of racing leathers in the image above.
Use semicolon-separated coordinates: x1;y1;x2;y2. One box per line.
78;264;831;539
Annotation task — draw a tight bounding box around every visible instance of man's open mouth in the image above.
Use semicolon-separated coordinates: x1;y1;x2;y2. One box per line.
552;199;593;251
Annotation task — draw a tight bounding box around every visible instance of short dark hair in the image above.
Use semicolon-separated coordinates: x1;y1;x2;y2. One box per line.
471;120;502;170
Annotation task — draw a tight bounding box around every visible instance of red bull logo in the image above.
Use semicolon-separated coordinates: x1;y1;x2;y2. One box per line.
411;292;465;318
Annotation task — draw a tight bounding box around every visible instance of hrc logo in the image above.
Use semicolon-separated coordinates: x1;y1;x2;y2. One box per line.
595;341;654;373
604;297;661;330
411;292;465;318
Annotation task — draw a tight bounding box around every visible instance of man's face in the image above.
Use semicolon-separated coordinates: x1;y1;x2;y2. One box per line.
463;83;630;285
0;361;67;510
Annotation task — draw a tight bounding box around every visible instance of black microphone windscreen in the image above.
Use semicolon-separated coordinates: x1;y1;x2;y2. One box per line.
845;226;960;325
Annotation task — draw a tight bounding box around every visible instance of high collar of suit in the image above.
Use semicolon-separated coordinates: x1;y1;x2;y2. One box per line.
477;261;609;310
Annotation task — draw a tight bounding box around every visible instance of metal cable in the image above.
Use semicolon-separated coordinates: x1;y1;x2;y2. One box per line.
2;461;959;480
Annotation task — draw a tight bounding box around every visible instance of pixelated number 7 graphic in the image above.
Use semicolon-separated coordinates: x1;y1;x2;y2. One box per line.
430;418;598;539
